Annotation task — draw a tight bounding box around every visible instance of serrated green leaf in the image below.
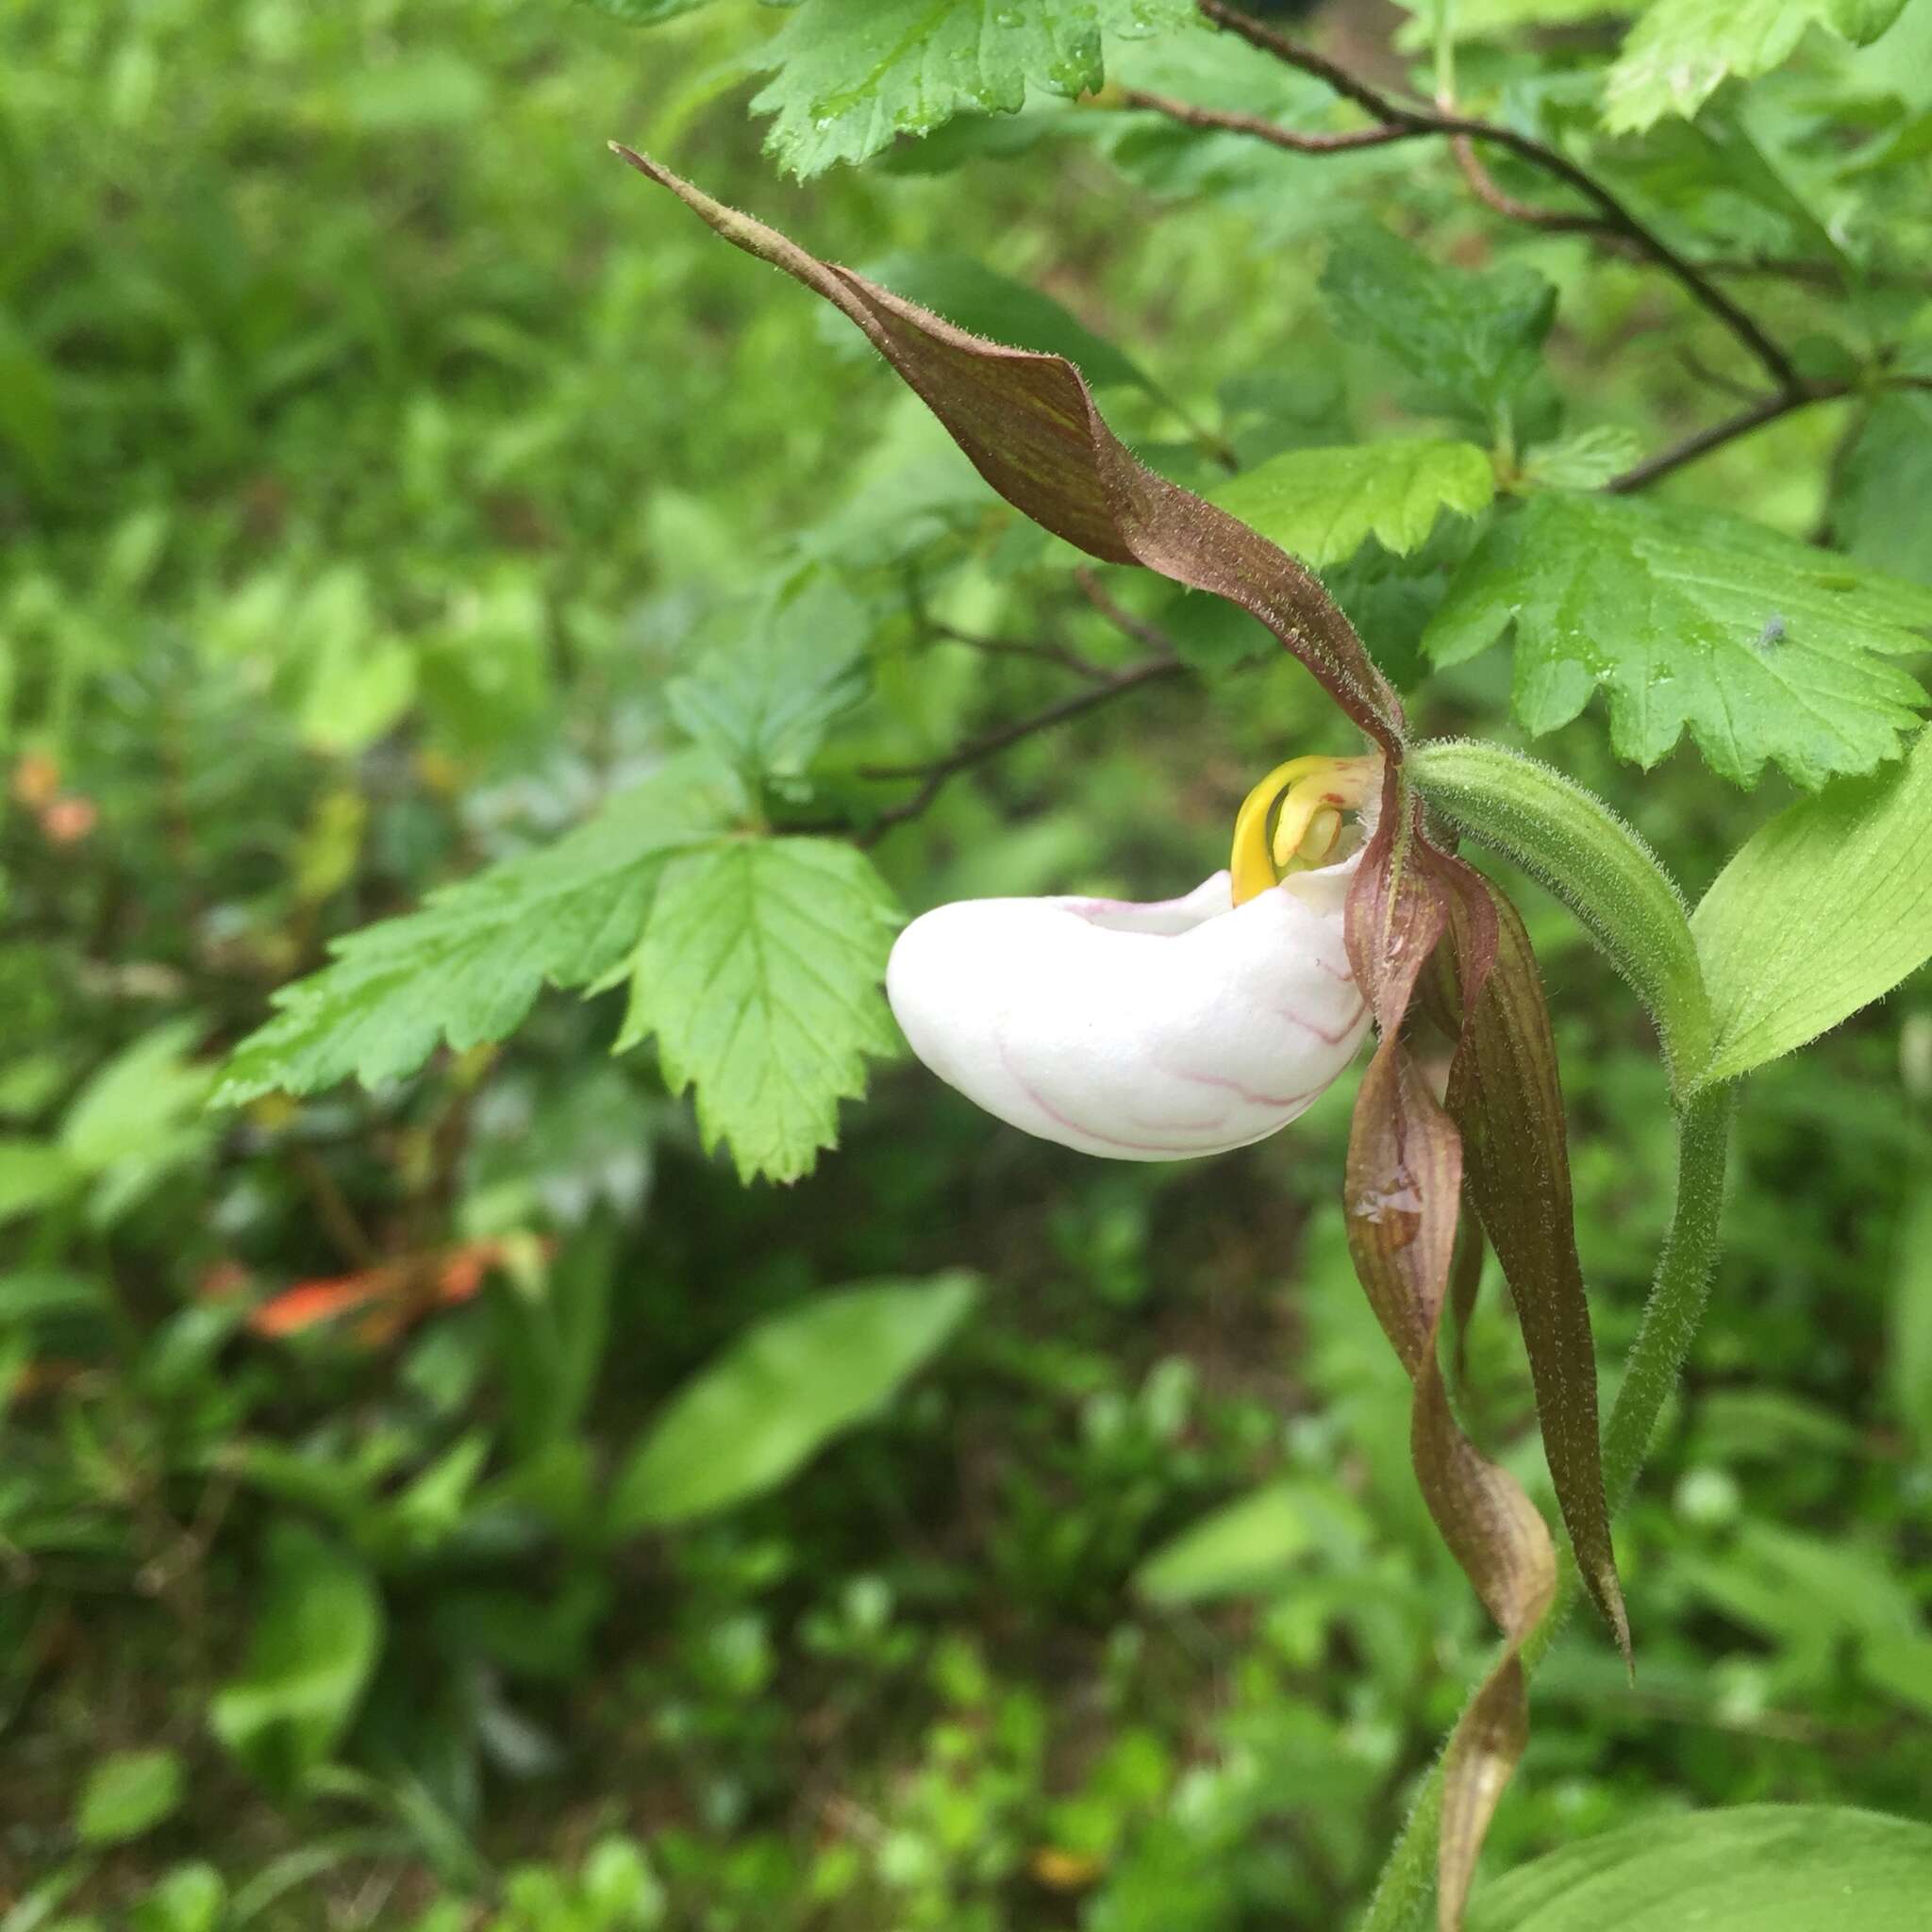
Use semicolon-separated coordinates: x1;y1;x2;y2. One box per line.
1690;727;1932;1084
1211;439;1494;567
1424;491;1932;789
1321;229;1555;433
1604;0;1914;133
211;1524;382;1793
1836;391;1932;586
216;759;737;1106
1470;1804;1932;1931
751;0;1192;177
617;838;902;1183
667;579;871;784
611;1274;977;1527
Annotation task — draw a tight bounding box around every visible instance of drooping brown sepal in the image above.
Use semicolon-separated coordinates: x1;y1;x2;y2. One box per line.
1435;872;1630;1662
1344;775;1558;1929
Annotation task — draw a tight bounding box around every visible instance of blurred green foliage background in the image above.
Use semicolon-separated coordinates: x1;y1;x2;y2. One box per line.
2;1;1928;1928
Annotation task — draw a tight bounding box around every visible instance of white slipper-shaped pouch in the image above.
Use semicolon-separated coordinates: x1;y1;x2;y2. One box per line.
886;757;1378;1159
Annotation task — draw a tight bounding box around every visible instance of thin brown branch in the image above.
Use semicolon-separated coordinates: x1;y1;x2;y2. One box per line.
1675;347;1762;405
1190;0;1804;396
1690;254;1932;295
1693;258;1932;297
846;652;1185;844
1450;135;1599;234
859;655;1183;785
1197;0;1403;125
925;619;1109;682
800;577;1193;841
1607;381;1851;493
1692;254;1848;289
1118;87;1416;155
1073;566;1185;657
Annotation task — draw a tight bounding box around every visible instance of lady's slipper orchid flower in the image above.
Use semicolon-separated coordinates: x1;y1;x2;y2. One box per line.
887;757;1379;1159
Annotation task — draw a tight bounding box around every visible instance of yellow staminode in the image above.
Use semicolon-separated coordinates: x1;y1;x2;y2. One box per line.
1229;755;1378;906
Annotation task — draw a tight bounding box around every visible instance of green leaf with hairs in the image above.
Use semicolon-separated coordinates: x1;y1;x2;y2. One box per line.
751;0;1192;178
1690;726;1932;1086
617;838;902;1184
1472;1804;1932;1930
216;758;737;1105
1211;440;1495;568
1425;491;1932;791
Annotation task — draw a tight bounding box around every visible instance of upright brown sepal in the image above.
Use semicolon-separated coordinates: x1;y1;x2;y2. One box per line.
611;147;1404;755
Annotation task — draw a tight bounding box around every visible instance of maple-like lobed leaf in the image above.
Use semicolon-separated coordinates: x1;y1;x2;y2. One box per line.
1424;491;1932;791
667;582;871;786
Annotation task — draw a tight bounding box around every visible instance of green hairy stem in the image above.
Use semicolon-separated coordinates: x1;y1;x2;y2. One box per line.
1409;739;1714;1091
1359;743;1735;1929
